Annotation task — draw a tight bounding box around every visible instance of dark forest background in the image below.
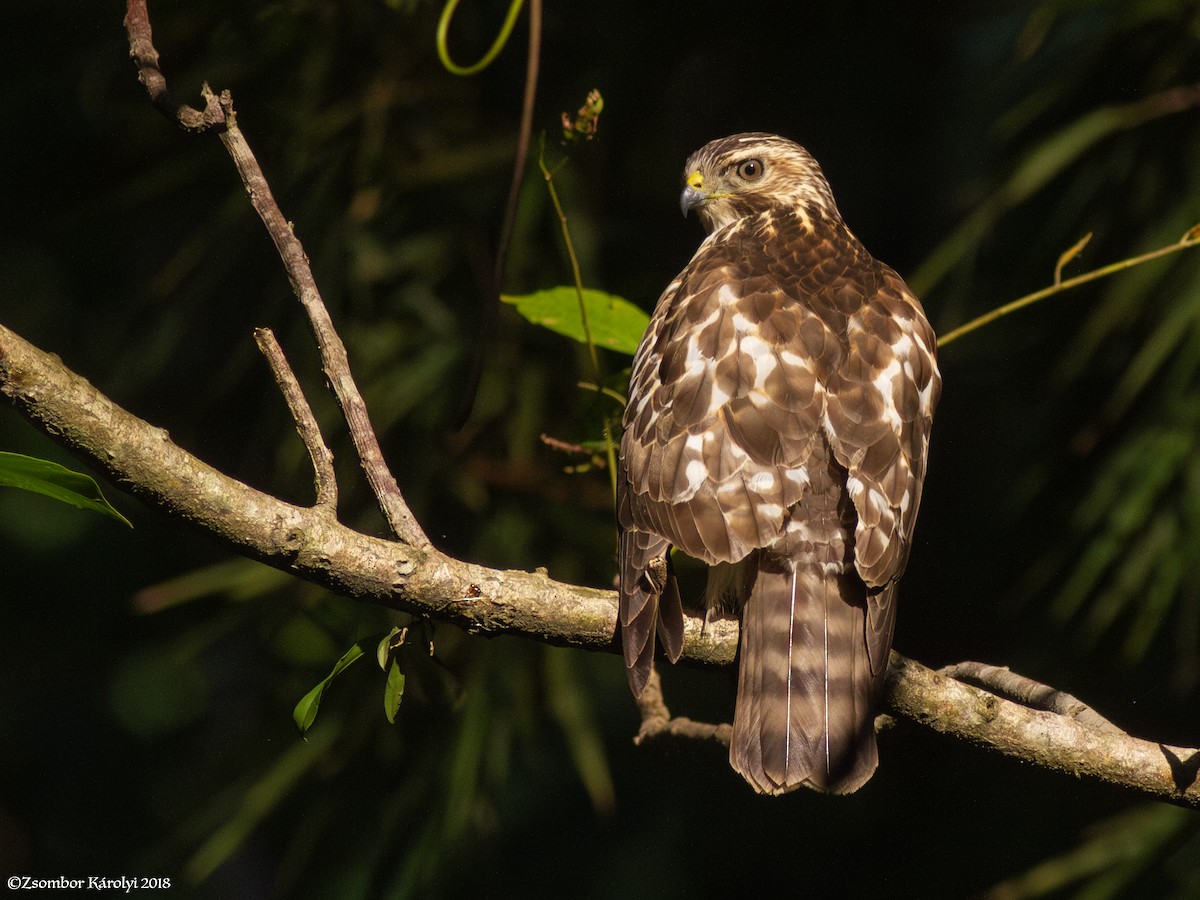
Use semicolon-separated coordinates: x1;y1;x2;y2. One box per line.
3;1;1200;896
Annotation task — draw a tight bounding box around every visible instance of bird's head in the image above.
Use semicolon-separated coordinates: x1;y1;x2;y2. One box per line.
679;133;837;233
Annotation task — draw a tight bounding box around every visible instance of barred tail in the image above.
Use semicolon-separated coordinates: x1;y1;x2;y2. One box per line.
730;563;883;794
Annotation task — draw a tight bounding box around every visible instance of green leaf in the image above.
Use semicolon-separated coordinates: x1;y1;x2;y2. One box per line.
502;287;649;356
0;451;132;527
383;658;406;724
292;641;367;737
377;625;402;670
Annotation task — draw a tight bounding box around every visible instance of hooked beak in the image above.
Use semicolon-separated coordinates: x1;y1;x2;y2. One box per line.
679;170;707;217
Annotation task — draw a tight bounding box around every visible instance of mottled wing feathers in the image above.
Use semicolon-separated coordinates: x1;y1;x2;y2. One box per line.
622;225;836;570
825;266;939;588
617;486;683;696
823;266;939;675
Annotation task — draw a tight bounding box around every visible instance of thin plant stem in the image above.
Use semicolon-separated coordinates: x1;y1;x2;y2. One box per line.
577;382;628;408
538;134;601;376
938;227;1200;348
538;134;617;501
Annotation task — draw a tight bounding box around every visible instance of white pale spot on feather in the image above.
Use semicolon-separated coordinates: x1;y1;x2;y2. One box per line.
919;379;937;414
708;380;732;412
783;468;811;490
752;353;778;389
778;349;811;371
684;459;707;492
891;333;915;358
755;502;783;521
848;474;889;515
739;334;771;363
786;517;850;545
867;488;889;516
683;359;708;385
846;474;865;501
872;359;904;430
746;470;777;493
731;312;755;333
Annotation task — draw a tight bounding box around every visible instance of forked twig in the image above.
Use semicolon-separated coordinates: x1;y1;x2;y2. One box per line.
123;0;429;550
254;328;337;511
633;665;732;747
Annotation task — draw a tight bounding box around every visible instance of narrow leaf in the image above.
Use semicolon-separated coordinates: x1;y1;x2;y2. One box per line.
0;451;132;527
383;659;406;724
292;641;367;736
502;288;649;356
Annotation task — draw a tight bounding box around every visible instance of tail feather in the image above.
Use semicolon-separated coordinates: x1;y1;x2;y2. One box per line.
731;564;881;794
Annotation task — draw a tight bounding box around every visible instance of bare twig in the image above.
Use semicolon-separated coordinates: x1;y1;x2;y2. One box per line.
122;0;430;550
213;95;428;548
253;328;337;512
633;665;732;747
539;434;590;456
940;660;1122;733
123;0;223;132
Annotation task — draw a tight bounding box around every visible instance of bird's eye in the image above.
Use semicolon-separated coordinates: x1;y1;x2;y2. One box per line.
736;158;765;182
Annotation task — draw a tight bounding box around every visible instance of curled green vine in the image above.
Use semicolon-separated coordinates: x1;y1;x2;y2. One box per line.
436;0;526;76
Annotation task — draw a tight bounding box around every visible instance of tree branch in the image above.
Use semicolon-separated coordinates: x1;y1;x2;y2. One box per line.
886;655;1200;807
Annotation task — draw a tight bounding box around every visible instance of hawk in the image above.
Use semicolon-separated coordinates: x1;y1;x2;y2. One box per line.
617;133;940;794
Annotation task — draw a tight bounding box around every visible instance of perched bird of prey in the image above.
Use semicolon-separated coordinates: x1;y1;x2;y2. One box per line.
617;133;940;794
